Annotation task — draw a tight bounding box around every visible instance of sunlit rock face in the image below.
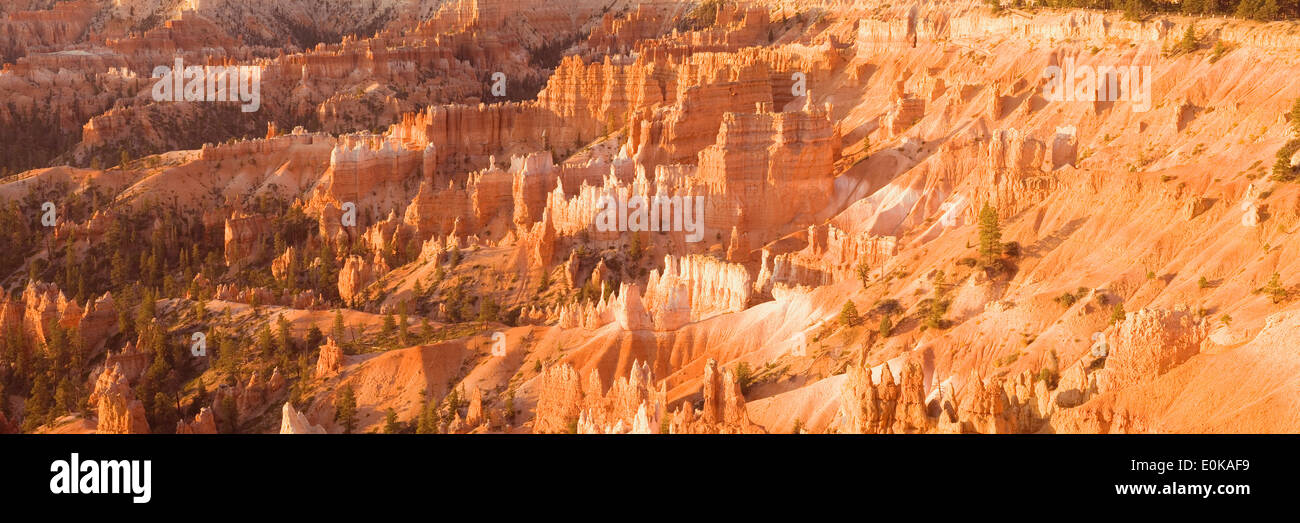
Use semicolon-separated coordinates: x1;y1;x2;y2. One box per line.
2;0;1300;437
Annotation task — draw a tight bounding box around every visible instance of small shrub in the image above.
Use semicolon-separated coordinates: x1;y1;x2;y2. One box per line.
1036;367;1059;389
878;314;894;338
1263;272;1287;304
1002;241;1021;258
734;362;754;393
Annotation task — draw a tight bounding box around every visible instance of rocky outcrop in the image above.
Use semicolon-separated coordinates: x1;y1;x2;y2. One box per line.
0;282;115;353
535;359;673;435
224;211;271;271
104;340;150;382
464;387;485;428
643;255;751;330
338;254;379;306
664;359;758;434
315;337;344;380
756;225;897;293
1096;308;1202;394
210;368;287;428
692;103;839;245
176;408;218;434
838;357;931;434
89;365;150;435
956;371;1017;434
532;364;584;433
574;360;666;434
280;402;326;434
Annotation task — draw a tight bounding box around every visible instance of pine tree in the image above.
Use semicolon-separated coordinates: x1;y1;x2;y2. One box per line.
855;259;871;289
54;377;76;415
398;307;409;346
925;272;949;329
1122;0;1146;20
977;202;1002;266
477;296;498;323
1259;0;1280;20
1178;23;1199;54
416;396;440;434
628;231;643;261
840;300;861;327
335;385;357;434
276;314;293;356
1235;0;1262;20
382;313;397;339
256;323;274;357
1264;272;1287;303
332;310;346;342
1109;302;1127;325
1289;97;1300;136
218;394;238;433
878;314;894;338
305;326;323;353
383;408;400;434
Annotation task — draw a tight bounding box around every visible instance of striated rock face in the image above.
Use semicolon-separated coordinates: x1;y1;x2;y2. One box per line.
176;408;218;434
956;371;1017;434
838;358;930;434
271;246;298;281
338;254;379;306
532;364;584;433
885;95;925;136
535;359;673;435
537;54;669;139
693;104;839;245
667;359;758;434
386;102;565;175
89;365;149;435
280;402;326;434
209;368;287;428
321;133;426;204
224;211;271;271
586;5;675;55
464;387;485;428
315;337;344;380
212;284;325;310
574;360;666;434
756;225;897;293
643;255;751;330
0;282;115;353
104;341;150;383
987;128;1045;173
1097;308;1203;394
8;0;1300;439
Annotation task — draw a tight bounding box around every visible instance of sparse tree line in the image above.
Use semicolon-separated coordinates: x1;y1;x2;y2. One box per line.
991;0;1300;20
0;184;392;432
